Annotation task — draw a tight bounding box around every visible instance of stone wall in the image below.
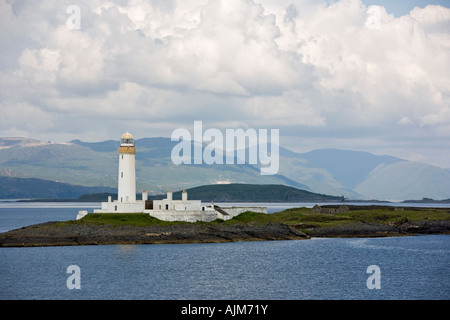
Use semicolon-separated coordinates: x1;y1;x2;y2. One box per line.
146;206;267;223
220;206;267;218
147;209;219;223
312;204;349;214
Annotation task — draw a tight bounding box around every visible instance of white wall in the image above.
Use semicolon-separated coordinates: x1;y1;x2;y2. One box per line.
148;210;219;222
220;207;267;217
153;199;204;211
146;206;267;222
118;153;136;203
94;201;145;213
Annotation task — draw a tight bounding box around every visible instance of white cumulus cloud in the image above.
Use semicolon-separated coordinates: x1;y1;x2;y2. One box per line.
0;0;449;167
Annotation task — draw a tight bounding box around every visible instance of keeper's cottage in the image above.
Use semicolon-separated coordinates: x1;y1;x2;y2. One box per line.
78;132;266;221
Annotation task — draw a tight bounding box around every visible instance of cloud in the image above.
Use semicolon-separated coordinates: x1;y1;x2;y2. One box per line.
0;0;449;166
0;101;54;136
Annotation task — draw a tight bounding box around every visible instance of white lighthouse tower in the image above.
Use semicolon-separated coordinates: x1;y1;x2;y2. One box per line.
118;131;136;203
93;131;145;214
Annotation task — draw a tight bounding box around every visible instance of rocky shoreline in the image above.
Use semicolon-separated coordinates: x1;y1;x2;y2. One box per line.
302;219;450;238
0;218;449;247
0;222;310;247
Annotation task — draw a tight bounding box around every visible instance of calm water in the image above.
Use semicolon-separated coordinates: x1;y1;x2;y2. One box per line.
0;202;449;300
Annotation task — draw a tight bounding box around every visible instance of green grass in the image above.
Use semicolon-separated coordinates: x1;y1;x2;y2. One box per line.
53;213;182;227
80;213;166;226
50;207;449;229
275;207;450;228
217;207;450;228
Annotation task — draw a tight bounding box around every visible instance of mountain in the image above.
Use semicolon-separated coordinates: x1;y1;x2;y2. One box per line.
0;137;309;196
0;177;115;199
0;137;449;201
0;140;118;187
0;137;49;149
294;148;402;189
277;147;404;198
278;148;450;200
354;161;450;200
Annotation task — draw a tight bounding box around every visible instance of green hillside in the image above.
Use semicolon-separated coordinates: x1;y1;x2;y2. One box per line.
0;177;115;199
50;183;342;203
164;184;342;202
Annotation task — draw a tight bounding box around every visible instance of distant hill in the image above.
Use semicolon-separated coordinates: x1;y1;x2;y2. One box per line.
155;184;343;202
354;161;450;200
294;148;402;189
277;147;450;200
402;197;450;203
0;177;115;200
0;137;49;149
14;183;343;203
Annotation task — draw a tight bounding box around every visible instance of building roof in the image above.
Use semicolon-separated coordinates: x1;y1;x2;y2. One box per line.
121;131;134;140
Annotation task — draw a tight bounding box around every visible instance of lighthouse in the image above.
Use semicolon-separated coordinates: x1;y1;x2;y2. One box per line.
118;131;136;203
93;131;145;214
90;131;267;220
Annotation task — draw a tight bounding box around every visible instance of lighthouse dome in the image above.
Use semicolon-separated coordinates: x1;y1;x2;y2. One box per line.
121;131;133;140
120;131;135;150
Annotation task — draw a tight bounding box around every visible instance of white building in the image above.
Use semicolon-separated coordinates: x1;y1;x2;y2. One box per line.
143;189;222;222
87;131;267;222
152;189;204;211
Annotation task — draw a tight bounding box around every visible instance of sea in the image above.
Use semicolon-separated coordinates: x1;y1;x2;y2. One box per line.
0;201;449;301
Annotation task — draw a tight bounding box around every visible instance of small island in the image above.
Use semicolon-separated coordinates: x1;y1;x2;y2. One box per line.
1;205;449;247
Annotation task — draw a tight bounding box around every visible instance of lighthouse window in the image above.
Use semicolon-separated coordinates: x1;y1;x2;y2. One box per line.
121;172;123;178
121;155;123;159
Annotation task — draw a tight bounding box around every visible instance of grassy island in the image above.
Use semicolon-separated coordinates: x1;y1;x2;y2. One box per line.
0;205;449;247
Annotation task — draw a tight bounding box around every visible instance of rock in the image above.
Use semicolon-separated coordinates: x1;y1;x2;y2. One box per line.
0;222;310;247
309;219;450;238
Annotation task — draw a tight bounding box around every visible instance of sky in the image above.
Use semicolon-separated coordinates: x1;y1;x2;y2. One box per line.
1;0;450;168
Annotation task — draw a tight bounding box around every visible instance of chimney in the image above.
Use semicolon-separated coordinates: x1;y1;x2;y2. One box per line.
167;189;172;201
182;189;188;201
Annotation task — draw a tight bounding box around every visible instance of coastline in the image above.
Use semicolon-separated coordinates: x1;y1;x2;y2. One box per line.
0;214;449;247
0;221;310;247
